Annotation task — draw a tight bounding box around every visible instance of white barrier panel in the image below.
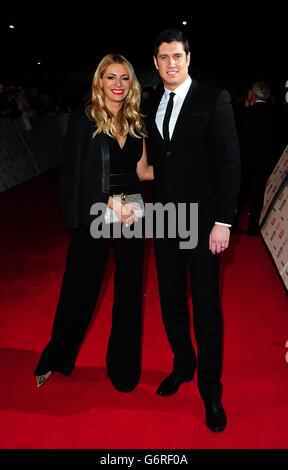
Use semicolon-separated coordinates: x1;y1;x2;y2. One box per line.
261;183;288;291
260;145;288;225
0;118;38;191
0;113;69;192
20;113;69;172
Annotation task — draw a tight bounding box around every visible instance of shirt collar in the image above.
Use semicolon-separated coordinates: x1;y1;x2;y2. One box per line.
164;76;192;101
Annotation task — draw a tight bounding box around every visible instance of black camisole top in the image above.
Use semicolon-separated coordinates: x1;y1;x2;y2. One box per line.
109;134;143;195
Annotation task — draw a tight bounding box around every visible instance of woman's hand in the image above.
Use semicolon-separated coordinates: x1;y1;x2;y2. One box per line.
120;202;139;225
108;197;138;225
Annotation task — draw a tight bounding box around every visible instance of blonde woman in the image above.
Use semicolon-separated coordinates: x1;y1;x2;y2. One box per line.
34;54;153;392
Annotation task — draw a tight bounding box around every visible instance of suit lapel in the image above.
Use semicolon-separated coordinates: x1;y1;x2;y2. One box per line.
149;84;164;141
170;80;199;144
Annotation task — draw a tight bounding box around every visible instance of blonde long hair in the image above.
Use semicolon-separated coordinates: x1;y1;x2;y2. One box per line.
86;54;146;139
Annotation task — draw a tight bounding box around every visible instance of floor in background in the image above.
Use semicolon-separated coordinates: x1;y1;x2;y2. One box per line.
0;170;287;450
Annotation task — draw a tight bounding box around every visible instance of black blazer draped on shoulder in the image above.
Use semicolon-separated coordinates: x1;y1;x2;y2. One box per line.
60;107;111;229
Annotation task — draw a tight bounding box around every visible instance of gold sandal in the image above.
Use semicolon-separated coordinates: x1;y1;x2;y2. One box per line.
36;371;53;388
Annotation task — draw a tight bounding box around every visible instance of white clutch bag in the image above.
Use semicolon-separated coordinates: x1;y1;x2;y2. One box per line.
104;193;144;224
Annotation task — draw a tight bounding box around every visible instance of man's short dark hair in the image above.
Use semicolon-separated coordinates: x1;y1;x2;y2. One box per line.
153;29;190;57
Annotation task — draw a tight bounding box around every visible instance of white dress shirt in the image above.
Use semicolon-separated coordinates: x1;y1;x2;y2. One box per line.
156;76;192;140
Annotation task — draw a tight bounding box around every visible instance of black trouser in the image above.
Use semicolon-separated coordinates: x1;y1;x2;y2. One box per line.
154;201;223;403
35;226;144;391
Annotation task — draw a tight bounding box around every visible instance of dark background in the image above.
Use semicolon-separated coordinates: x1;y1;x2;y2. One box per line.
1;7;287;99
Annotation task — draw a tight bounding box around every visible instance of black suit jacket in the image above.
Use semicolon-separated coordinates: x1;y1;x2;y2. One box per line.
146;80;241;225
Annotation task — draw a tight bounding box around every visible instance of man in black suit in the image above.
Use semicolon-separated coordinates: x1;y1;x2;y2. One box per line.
146;29;241;432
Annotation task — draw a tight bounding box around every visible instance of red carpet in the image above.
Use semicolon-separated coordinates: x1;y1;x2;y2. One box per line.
0;170;287;449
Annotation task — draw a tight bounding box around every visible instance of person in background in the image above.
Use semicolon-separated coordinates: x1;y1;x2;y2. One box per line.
141;85;154;115
236;81;283;234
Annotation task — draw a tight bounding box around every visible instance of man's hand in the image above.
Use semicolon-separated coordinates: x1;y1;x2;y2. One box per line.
209;224;230;255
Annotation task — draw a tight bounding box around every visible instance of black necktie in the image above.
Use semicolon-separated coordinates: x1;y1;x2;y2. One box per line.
162;92;175;144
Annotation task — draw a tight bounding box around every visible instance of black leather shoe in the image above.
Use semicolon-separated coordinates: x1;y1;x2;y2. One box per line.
156;370;194;396
205;401;227;433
